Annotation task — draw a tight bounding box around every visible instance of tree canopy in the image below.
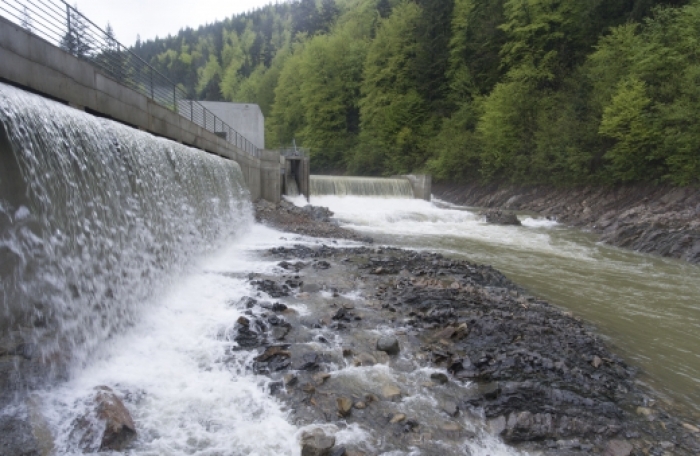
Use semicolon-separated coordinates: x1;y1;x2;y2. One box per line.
132;0;699;185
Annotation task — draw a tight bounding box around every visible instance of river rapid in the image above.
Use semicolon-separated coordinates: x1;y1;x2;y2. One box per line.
288;195;700;422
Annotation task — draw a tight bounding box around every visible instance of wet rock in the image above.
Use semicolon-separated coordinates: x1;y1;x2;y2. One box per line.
481;209;521;226
298;353;322;371
284;374;298;387
337;397;353;417
271;326;290;341
255;346;291;362
330;446;347;456
354;401;366;410
376;336;400;356
430;372;449;385
234;323;265;348
603;440;634;456
592;355;603;368
353;353;376;367
442;401;459;417
313;373;330;385
489;416;507;435
301;383;316;394
70;386;137;452
390;413;406;424
382;385;402;401
237;296;258;308
301;429;336;456
313;261;331;270
683;422;700;433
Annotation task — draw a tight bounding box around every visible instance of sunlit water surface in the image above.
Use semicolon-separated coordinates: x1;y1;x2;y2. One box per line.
289;195;700;420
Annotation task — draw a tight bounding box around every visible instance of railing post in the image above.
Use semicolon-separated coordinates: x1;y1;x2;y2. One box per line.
149;67;154;99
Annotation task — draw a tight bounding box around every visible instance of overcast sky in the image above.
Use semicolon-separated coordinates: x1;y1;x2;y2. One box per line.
77;0;280;46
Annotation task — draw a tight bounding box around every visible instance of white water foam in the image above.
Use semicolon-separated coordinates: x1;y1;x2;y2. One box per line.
292;195;593;261
39;226;304;455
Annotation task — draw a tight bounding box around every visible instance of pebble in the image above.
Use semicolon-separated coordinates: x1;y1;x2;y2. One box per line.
683;423;700;433
337;397;353;417
313;373;331;385
382;385;402;401
301;383;316;394
390;413;406;424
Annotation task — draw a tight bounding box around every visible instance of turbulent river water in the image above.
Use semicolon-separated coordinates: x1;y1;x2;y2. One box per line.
291;195;700;422
3;81;699;454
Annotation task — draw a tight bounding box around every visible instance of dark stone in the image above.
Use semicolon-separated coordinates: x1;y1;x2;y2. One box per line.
301;429;335;456
430;372;449;385
376;336;400;355
272;302;288;312
330;446;346;456
481;209;522;226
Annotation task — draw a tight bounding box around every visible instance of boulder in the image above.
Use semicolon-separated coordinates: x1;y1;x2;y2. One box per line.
70;386;137;452
376;336;400;356
301;429;336;456
481;209;522;226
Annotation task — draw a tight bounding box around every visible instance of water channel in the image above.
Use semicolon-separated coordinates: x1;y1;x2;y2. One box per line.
293;195;700;421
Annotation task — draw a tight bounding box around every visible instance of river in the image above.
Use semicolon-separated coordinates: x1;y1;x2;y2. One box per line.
291;195;700;421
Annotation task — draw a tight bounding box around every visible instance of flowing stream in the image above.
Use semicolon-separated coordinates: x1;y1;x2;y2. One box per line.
290;195;700;422
3;80;698;454
1;84;524;455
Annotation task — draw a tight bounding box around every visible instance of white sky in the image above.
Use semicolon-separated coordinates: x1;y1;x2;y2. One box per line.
77;0;280;46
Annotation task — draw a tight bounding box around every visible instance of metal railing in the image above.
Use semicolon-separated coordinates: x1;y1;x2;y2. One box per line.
0;0;261;157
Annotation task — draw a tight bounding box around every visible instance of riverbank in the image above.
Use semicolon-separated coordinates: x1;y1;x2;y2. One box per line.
255;199;373;243
433;183;700;264
245;203;700;455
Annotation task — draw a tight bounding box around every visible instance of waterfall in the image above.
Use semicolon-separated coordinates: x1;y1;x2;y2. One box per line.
0;82;253;387
310;175;414;198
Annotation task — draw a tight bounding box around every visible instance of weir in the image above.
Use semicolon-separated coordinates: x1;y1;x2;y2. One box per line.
0;83;254;392
310;175;431;200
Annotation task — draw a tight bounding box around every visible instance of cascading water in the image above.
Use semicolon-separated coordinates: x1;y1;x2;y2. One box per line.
0;84;529;456
311;175;414;198
0;81;253;386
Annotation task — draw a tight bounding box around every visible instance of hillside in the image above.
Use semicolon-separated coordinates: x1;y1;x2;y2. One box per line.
131;0;698;185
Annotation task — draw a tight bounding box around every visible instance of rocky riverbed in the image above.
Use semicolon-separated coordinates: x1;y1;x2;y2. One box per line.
232;241;700;455
433;183;700;264
255;199;373;243
3;202;700;455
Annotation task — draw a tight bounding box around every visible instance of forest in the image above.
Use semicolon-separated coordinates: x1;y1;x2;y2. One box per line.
131;0;699;185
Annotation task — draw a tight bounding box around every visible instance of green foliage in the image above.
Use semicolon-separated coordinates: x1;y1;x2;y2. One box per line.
353;2;430;175
131;0;699;185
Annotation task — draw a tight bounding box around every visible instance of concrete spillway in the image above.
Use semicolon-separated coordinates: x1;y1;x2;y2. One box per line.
0;82;253;386
310;175;415;198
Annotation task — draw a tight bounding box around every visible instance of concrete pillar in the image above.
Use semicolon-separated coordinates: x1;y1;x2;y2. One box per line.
403;175;432;201
260;149;282;203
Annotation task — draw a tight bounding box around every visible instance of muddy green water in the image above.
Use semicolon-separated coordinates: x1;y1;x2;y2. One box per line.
301;196;700;422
